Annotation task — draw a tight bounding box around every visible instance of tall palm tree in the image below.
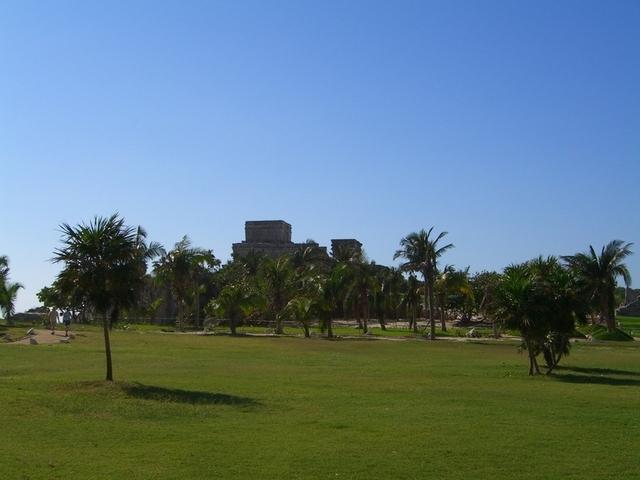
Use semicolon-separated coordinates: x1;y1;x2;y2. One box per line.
394;228;454;340
53;214;155;381
345;259;377;334
435;266;472;331
562;240;633;332
153;236;218;329
317;263;350;338
402;274;422;333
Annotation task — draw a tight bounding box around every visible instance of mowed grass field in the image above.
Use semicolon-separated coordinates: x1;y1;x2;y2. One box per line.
618;316;640;335
1;327;639;480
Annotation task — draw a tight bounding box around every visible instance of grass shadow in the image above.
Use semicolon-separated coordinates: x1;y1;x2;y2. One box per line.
121;382;260;407
552;374;640;387
555;365;640;377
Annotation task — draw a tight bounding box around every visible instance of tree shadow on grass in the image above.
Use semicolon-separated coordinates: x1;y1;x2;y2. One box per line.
555;366;640;377
551;374;640;387
121;382;260;407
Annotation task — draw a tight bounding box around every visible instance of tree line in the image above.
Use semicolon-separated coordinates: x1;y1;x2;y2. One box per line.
19;214;634;380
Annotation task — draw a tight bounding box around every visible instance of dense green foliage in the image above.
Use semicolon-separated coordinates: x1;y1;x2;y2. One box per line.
563;240;633;332
493;257;587;375
0;255;23;324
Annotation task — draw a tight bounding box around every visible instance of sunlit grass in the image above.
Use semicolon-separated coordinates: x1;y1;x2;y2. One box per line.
1;324;639;479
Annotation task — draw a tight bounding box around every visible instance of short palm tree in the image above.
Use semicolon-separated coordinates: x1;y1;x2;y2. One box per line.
562;240;633;332
0;281;23;325
495;257;585;375
282;296;315;337
53;214;155;381
0;256;23;325
394;228;454;340
259;256;294;334
207;281;259;335
153;236;218;329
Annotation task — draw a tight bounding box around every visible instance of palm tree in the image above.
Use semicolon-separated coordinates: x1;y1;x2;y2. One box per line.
402;274;422;333
0;256;23;325
53;214;155;381
394;228;454;340
291;242;330;275
495;257;585;375
153;236;218;329
0;282;24;325
494;263;541;375
0;256;8;285
109;226;163;326
470;271;502;336
259;256;294;334
562;240;633;332
317;264;350;338
345;260;377;334
282;296;315;337
435;266;472;331
207;281;259;335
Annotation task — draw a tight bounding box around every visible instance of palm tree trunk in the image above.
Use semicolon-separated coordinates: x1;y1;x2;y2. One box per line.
602;295;615;332
363;298;369;334
302;323;310;337
194;283;200;328
440;303;447;332
426;272;436;340
525;339;541;376
229;316;237;336
412;307;418;333
327;319;334;338
422;270;429;337
378;309;386;330
103;312;113;381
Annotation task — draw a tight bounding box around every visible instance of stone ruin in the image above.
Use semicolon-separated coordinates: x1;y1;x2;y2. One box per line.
330;239;363;257
617;288;640;316
232;220;362;259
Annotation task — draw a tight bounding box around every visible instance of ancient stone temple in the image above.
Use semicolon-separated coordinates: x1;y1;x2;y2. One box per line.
331;239;363;257
231;220;362;259
232;220;323;258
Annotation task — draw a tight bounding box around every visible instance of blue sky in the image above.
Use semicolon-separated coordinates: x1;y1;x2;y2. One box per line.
2;0;639;312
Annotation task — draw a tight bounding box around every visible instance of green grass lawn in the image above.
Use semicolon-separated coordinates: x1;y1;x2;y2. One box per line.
618;316;640;336
1;326;639;480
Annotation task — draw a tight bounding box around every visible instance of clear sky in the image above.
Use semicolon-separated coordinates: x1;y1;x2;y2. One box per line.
2;0;639;312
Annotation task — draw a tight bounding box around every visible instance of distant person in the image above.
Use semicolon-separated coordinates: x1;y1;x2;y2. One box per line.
48;308;59;335
62;310;72;337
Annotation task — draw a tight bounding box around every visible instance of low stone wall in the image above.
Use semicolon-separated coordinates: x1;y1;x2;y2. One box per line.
617;299;640;316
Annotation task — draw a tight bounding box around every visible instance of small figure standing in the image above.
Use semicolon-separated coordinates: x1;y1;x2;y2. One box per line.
62;310;72;337
48;308;59;335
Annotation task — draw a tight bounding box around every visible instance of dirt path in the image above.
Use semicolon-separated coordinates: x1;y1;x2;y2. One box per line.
7;329;74;345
